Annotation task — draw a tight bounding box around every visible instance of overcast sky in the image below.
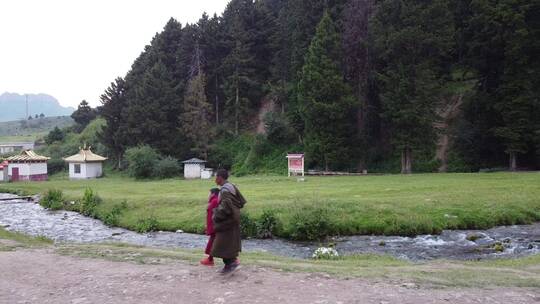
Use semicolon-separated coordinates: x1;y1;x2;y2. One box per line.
0;0;229;108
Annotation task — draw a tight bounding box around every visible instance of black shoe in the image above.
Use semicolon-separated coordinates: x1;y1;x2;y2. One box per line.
219;261;241;275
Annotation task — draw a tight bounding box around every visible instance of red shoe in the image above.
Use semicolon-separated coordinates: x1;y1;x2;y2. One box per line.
200;257;215;266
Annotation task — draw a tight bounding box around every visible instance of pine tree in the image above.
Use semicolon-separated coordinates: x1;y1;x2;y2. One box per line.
45;126;64;144
71;100;97;132
372;0;454;173
489;0;539;170
221;3;258;135
99;77;128;168
223;38;256;135
181;44;214;160
119;18;188;159
298;11;356;171
125;61;184;157
462;0;540;170
197;13;227;125
272;0;346;140
343;0;378;169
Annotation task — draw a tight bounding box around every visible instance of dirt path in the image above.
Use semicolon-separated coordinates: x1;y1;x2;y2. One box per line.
0;250;538;304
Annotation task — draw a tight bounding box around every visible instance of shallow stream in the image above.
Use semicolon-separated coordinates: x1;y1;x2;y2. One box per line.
1;193;539;261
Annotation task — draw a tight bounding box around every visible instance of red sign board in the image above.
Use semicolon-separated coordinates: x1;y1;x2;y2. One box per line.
288;158;303;170
286;153;304;176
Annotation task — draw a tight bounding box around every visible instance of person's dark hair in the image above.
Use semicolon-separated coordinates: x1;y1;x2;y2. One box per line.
210;188;220;195
216;169;229;180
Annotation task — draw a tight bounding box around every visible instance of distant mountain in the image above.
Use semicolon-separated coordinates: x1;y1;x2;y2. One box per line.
0;92;75;122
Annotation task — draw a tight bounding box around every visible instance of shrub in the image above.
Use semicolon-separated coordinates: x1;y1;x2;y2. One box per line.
45;126;65;144
135;216;159;233
263;112;296;145
256;209;280;239
208;134;251;172
80;188;102;218
125;145;160;179
40;189;64;210
153;156;180;178
47;158;67;174
234;136;268;176
289;207;335;241
233;136;293;176
240;212;257;239
102;203;127;227
446;151;473;172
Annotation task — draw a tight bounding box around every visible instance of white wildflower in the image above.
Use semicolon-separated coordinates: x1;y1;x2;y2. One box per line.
312;247;339;260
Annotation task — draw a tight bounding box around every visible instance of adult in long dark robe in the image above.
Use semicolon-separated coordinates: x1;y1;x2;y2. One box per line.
211;169;247;274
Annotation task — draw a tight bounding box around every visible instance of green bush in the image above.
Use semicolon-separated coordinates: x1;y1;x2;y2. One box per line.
102;203;127;227
256;209;281;239
240;212;257;238
289;207;335;241
263;112;296;145
153;156;180;178
44;126;65;144
47;158;67;175
446;151;473;172
80;188;102;218
208;134;251;171
232;136;294;176
40;189;64;211
381;215;441;236
125;145;160;179
102;201;129;227
135;216;159;233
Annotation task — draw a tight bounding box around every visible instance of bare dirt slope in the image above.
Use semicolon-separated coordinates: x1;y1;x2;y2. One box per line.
1;250;538;304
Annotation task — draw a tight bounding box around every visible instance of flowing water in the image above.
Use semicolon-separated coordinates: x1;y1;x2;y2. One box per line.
1;193;539;261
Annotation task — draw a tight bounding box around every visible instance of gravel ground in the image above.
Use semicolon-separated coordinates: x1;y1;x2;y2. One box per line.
1;249;539;304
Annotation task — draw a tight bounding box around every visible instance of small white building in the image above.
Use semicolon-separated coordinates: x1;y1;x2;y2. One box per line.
182;158;206;179
201;168;214;180
6;150;50;182
0;142;35;155
0;161;8;182
64;147;107;179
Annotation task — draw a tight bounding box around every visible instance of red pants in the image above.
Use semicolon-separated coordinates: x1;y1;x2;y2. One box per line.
205;234;216;255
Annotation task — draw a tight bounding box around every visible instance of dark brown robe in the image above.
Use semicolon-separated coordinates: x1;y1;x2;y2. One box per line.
211;183;246;259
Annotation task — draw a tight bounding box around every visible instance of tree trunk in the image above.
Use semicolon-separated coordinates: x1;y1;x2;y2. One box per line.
509;152;517;172
215;76;219;125
281;80;286;114
434;94;464;173
235;85;239;136
117;153;123;170
325;158;329;172
401;147;412;174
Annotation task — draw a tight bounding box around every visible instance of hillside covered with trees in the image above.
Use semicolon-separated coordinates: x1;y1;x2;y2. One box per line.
57;0;540;174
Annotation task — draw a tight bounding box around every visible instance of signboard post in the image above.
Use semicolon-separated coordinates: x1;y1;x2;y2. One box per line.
286;153;304;177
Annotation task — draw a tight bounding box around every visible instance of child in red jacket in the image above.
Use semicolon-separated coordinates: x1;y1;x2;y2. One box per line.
200;188;220;266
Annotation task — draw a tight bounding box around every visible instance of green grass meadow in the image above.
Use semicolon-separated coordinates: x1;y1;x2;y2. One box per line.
1;172;539;238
